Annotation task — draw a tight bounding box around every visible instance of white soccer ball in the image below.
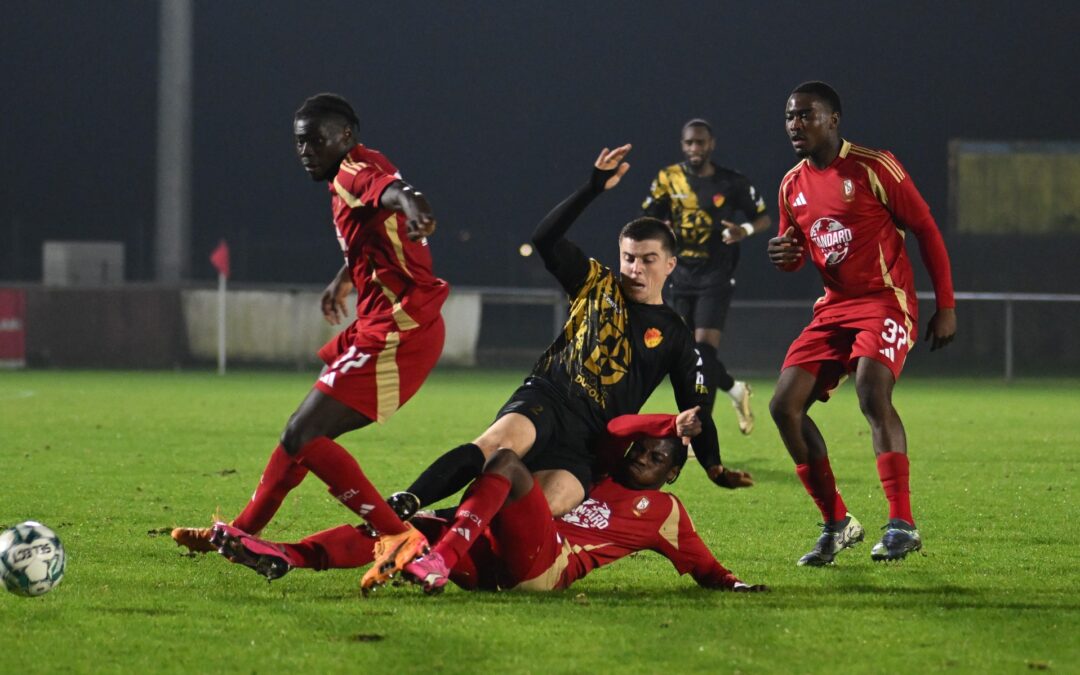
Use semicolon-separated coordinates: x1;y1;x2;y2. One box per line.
0;521;66;597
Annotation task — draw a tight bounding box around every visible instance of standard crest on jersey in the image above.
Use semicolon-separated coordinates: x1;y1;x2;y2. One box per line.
810;218;853;266
633;496;651;516
561;499;612;530
842;178;855;202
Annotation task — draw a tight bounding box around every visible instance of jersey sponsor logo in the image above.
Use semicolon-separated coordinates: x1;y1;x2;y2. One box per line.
644;328;663;348
712;194;725;208
793;192;808;207
560;498;611;530
633;496;651;516
842;178;855;202
809;218;853;266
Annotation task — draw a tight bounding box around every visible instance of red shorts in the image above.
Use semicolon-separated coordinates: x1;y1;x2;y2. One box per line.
314;317;444;423
487;481;567;591
782;308;915;401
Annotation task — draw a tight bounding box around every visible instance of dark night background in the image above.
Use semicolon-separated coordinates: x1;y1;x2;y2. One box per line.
2;2;1077;296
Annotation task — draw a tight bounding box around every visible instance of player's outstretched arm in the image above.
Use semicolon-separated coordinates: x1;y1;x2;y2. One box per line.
531;144;632;271
320;263;354;325
380;181;436;241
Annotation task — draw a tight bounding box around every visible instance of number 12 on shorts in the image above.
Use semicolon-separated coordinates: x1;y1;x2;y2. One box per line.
319;345;372;387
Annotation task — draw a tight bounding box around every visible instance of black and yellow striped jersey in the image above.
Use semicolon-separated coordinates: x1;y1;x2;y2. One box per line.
642;162;766;290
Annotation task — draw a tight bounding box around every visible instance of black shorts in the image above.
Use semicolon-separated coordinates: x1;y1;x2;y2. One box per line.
494;378;597;494
666;278;735;332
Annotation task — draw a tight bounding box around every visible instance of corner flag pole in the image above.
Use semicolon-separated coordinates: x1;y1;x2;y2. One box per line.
217;270;227;375
209;239;231;375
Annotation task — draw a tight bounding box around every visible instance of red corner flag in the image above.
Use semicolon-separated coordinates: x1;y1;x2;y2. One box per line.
210;239;230;279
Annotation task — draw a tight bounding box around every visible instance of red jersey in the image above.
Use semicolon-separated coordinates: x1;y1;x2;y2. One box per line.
513;414;734;591
777;140;955;322
328;144;449;333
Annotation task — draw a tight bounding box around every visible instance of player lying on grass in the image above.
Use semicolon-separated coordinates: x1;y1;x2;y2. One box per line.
210;411;767;594
384;144;752;546
171;93;449;592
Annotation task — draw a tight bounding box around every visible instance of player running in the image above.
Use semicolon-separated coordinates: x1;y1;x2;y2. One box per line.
767;81;957;565
642;119;771;434
210;412;768;595
389;145;753;549
171;93;449;592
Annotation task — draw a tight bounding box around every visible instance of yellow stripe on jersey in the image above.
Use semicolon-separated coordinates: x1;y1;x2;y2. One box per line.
849;145;905;183
338;159;370;176
858;161;890;207
659;495;681;549
878;244;914;340
371;270;420;332
333;177;364;208
374;331;401;423
383;215;414;279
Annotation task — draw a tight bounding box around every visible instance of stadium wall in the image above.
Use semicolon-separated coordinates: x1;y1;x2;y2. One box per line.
7;284;1079;377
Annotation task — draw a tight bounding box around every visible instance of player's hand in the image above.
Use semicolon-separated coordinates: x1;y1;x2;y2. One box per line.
675;406;702;445
720;220;747;244
707;465;754;489
400;189;437;241
593;144;632;191
320;265;354;325
767;228;803;268
924;307;957;351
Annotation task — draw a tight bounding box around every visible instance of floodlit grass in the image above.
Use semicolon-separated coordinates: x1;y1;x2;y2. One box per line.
1;370;1077;673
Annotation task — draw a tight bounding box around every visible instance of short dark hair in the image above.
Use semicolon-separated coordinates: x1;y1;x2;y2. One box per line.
620;217;677;256
791;81;842;116
682;118;713;137
295;93;360;132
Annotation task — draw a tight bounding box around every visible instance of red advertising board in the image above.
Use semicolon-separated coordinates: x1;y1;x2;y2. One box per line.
0;289;27;368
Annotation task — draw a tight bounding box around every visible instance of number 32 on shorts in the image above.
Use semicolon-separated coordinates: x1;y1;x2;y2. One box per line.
878;318;909;363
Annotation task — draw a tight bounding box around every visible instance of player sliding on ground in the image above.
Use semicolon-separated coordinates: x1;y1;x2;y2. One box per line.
768;81;957;565
171;93;449;593
209;411;767;595
386;145;752;554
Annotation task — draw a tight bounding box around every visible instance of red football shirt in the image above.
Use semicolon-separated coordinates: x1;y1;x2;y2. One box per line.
328;144;449;333
542;414;734;590
777;140;955;322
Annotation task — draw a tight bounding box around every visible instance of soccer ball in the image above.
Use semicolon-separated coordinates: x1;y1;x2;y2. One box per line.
0;521;66;597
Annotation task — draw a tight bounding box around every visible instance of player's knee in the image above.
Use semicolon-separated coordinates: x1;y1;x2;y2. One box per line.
280;415;316;456
855;386;893;421
483;448;526;479
769;392;799;425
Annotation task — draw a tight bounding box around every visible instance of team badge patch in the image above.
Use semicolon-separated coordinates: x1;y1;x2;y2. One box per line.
712;194;725;208
842;178;855;202
644;328;663;348
633;496;651;516
809;217;853;266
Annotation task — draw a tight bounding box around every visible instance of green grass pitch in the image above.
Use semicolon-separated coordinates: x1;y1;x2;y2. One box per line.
1;370;1077;673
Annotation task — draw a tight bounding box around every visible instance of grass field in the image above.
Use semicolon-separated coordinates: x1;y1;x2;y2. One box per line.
1;369;1077;674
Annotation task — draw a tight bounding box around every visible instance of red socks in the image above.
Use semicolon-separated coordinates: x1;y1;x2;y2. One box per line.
296;437;407;536
795;457;848;523
281;525;379;570
433;473;511;568
877;452;914;526
232;445;309;535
